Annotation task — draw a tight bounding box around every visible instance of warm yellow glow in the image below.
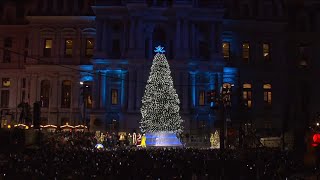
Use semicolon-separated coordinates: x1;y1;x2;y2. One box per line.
243;83;251;88
199;91;205;105
2;78;10;87
25;126;29;129
42;125;58;128
263;84;271;89
45;39;52;49
243;43;250;48
111;89;118;105
7;125;11;129
222;42;230;59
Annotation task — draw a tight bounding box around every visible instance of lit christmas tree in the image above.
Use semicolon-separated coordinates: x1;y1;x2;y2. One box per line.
140;46;183;146
210;130;220;149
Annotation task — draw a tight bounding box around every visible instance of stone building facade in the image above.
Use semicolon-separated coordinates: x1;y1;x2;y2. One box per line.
0;0;319;138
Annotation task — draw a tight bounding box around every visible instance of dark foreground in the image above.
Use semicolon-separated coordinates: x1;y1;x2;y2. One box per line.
0;132;319;180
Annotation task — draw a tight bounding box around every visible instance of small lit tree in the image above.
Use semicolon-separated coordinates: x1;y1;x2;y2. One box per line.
210;130;220;149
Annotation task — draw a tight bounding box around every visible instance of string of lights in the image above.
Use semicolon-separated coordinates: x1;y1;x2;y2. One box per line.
0;46;224;88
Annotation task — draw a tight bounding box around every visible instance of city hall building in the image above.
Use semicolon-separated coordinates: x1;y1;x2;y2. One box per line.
0;0;319;138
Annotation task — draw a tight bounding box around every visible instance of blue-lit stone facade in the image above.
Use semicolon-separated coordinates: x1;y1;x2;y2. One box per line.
2;0;319;139
88;1;238;134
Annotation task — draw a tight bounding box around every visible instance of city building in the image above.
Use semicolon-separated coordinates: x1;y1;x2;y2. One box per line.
0;0;319;140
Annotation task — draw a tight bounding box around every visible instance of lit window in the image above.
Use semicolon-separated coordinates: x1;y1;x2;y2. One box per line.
43;39;52;57
263;84;272;105
86;38;94;57
61;80;71;108
65;39;73;57
263;43;270;61
2;78;10;87
243;83;252;108
222;42;230;61
111;89;118;105
1;90;9;108
242;42;250;62
83;82;92;108
40;80;50;108
222;83;232;106
199;90;205;106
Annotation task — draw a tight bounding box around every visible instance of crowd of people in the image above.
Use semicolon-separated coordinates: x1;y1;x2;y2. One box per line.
0;131;319;179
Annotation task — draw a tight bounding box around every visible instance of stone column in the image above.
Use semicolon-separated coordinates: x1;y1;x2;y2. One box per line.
127;69;135;112
95;20;103;52
122;20;128;57
102;20;109;55
215;22;223;54
182;19;189;54
100;72;107;109
92;71;100;109
137;20;144;49
29;74;38;104
190;72;196;107
175;19;182;58
182;71;189;112
191;23;196;58
135;70;142;110
210;23;216;59
129;19;136;49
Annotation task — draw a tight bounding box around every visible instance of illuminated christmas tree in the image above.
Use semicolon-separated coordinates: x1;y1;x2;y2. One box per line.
140;46;183;136
210;130;220;149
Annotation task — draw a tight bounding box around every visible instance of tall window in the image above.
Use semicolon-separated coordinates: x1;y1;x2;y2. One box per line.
199;90;205;106
1;90;9;108
40;80;50;108
263;84;272;106
43;39;52;57
243;83;252;108
65;39;73;57
222;42;230;61
22;78;26;88
3;37;12;63
222;83;232;106
85;38;94;57
242;42;250;62
61;80;71;108
111;89;118;105
83;82;92;108
263;43;270;61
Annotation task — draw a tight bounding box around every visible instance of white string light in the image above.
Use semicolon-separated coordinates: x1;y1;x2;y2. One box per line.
140;53;183;134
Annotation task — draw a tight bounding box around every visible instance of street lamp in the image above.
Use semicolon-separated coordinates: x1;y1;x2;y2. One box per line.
80;82;86;126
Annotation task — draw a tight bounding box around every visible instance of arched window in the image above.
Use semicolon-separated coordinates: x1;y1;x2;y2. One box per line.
242;83;252;108
61;80;71;108
40;80;50;108
263;84;272;106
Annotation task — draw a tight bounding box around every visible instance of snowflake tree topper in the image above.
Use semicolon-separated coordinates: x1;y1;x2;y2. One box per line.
154;45;165;54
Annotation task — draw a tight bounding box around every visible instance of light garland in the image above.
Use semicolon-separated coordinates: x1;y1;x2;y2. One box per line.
140;52;183;134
